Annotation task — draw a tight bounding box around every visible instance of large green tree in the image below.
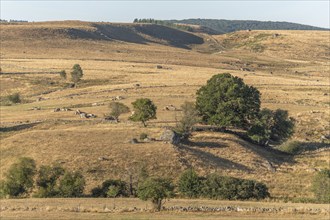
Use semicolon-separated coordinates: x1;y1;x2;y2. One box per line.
196;73;260;129
129;98;157;127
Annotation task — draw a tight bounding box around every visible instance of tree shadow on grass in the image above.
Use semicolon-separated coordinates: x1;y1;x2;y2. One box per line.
179;144;252;172
0;122;40;133
181;139;229;149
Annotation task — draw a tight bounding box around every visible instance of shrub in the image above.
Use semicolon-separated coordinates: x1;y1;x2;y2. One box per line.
196;73;260;129
7;93;21;104
139;133;148;140
178;169;203;198
109;102;130;121
58;171;85;197
138;177;174;211
312;169;330;203
248;108;295;145
278;141;303;155
176;101;200;139
91;179;128;198
35;165;65;198
59;70;67;79
2;157;36;197
129;98;157;127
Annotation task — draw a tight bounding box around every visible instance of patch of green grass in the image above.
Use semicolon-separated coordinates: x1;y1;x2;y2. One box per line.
278;141;304;155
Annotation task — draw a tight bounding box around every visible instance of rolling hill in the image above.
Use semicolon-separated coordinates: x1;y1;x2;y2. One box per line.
0;21;329;201
167;18;329;33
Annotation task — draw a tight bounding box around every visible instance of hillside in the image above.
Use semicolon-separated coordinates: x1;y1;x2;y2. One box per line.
0;21;329;200
167;19;329;33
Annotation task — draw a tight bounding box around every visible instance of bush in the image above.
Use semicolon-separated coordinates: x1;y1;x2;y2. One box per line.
196;73;260;129
176;102;200;139
312;169;330;203
91;179;128;198
178;169;203;198
59;70;67;79
109;102;130;121
2;157;36;197
35;165;65;198
201;174;269;200
7;93;21;104
278;141;303;155
248;108;295;145
58;171;85;197
139;133;148;140
129;98;157;127
138;177;174;211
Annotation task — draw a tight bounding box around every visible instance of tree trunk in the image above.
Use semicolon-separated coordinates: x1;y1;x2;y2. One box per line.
152;199;162;211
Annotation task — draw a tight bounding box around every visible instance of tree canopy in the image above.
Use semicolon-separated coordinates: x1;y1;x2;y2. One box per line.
196;73;260;129
129;98;157;127
70;64;83;84
137;177;174;211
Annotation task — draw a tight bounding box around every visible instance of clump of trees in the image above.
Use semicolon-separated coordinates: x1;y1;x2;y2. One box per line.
196;73;295;146
312;169;330;203
0;158;271;210
178;169;269;200
129;98;157;127
0;158;85;198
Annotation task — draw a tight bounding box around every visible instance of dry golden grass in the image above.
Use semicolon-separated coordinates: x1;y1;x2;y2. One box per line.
1;198;329;220
0;22;329;207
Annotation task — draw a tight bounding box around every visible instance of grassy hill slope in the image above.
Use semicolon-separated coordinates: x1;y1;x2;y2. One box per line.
0;21;329;200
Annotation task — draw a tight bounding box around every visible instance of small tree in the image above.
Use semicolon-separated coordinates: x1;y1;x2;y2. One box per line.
137;177;174;211
129;98;157;127
178;168;202;198
176;101;200;139
312;169;330;203
35;165;65;197
7;93;21;104
70;64;83;86
3;157;36;197
196;73;260;129
59;70;67;80
58;171;85;197
109;102;130;121
248;108;295;145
